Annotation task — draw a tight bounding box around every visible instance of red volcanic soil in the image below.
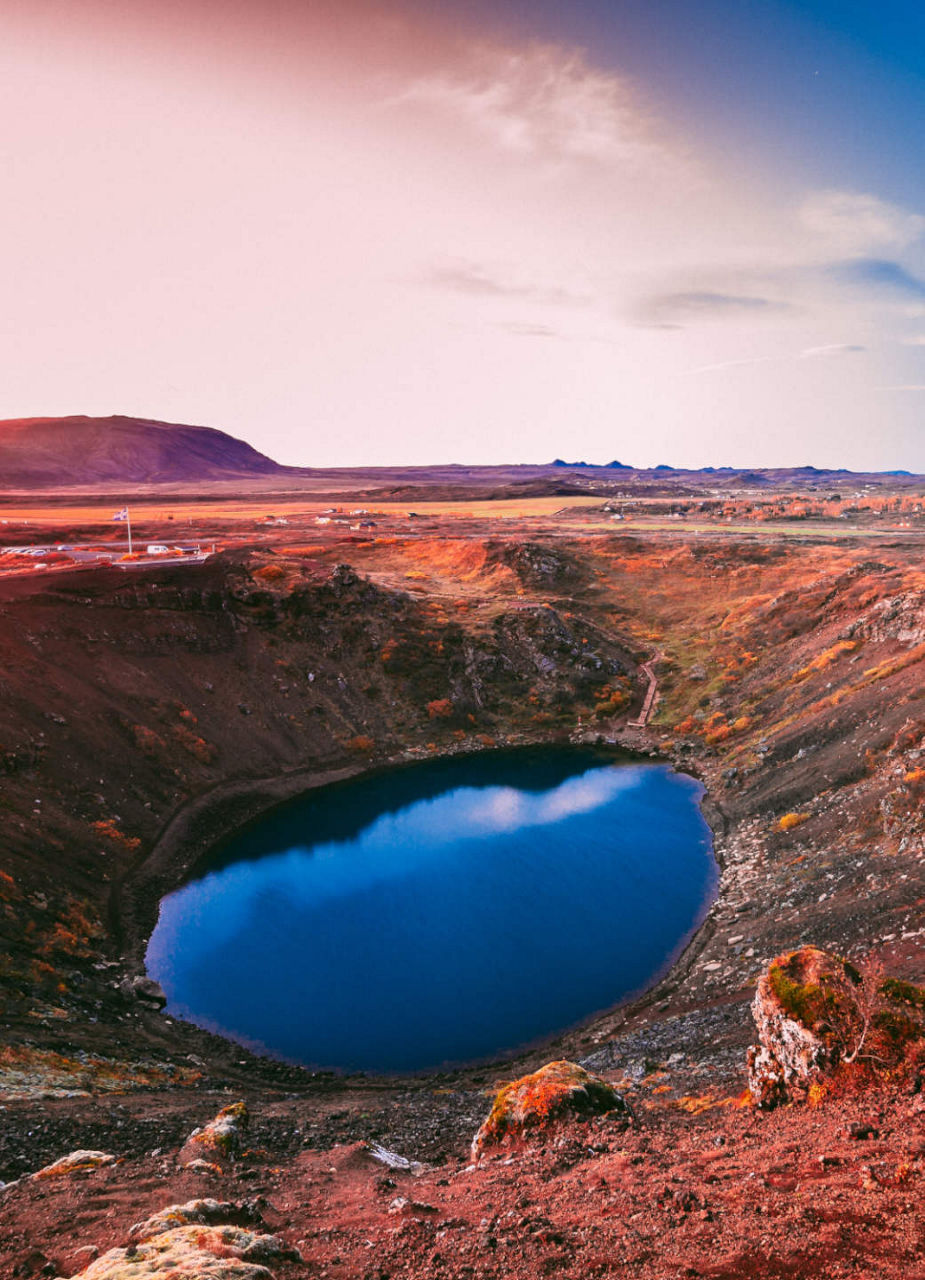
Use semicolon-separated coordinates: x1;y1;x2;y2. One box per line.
0;510;923;1279
0;1074;922;1279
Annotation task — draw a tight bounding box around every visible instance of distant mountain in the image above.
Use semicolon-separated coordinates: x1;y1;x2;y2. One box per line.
551;459;629;469
0;415;288;488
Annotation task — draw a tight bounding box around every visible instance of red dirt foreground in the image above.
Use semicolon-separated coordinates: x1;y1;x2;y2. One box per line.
0;954;922;1280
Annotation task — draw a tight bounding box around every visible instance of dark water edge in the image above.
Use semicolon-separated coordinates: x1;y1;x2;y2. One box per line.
147;747;717;1074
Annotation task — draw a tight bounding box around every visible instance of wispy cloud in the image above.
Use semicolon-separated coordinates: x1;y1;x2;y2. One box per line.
390;41;675;171
828;258;925;298
497;321;560;338
878;384;925;391
799;343;865;358
684;343;865;375
426;258;586;307
800;190;925;256
637;290;789;330
682;354;780;376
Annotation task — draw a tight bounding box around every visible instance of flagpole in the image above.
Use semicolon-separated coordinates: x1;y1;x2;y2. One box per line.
127;508;132;555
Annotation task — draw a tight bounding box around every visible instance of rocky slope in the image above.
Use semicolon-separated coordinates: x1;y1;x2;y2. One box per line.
0;528;922;1278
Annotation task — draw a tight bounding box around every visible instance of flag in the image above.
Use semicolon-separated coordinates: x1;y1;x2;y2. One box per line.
112;508;128;521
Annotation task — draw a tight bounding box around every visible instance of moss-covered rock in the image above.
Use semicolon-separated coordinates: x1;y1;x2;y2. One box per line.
129;1198;259;1242
69;1223;292;1279
179;1102;248;1167
747;947;924;1107
472;1060;626;1157
68;1192;300;1279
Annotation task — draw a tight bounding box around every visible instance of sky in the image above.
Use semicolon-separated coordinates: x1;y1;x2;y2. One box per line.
2;0;925;470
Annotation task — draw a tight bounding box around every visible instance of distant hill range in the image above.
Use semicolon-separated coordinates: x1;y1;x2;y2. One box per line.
0;413;919;493
0;415;288;487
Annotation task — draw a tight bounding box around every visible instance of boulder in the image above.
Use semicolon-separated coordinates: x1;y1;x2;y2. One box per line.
748;952;925;1107
32;1150;116;1180
70;1223;297;1279
120;975;167;1008
129;1199;260;1241
746;947;853;1107
472;1060;626;1157
179;1102;248;1168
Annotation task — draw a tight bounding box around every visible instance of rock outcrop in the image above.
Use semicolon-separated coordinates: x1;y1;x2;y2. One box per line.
70;1222;298;1279
63;1195;300;1278
472;1060;627;1157
179;1102;248;1169
33;1150;117;1180
747;947;852;1107
746;946;925;1107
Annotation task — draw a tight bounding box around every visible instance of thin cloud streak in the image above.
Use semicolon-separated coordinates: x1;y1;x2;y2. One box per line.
425;260;588;306
799;343;865;358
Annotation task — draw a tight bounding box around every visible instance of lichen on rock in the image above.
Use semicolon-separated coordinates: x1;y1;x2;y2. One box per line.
472;1060;627;1157
747;947;855;1107
179;1101;248;1167
746;946;925;1107
129;1198;259;1241
67;1222;296;1279
33;1150;116;1180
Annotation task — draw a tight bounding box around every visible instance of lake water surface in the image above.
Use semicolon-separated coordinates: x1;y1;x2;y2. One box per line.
146;749;716;1072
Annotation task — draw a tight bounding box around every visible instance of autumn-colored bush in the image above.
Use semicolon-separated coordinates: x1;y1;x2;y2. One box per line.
777;812;810;832
92;819;141;852
132;724;165;756
253;562;286;582
173;724;216;764
793;639;858;681
348;735;375;752
39;898;104;959
427;698;454;719
592;683;632;718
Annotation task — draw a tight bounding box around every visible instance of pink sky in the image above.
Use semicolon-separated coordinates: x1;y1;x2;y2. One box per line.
1;0;924;469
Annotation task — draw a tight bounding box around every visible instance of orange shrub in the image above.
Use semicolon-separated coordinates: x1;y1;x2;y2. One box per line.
253;563;286;582
427;698;454;719
173;725;216;764
132;724;164;756
777;812;810;832
92;819;141;852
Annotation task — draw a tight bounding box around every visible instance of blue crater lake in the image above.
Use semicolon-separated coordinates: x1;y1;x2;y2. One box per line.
146;749;716;1073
